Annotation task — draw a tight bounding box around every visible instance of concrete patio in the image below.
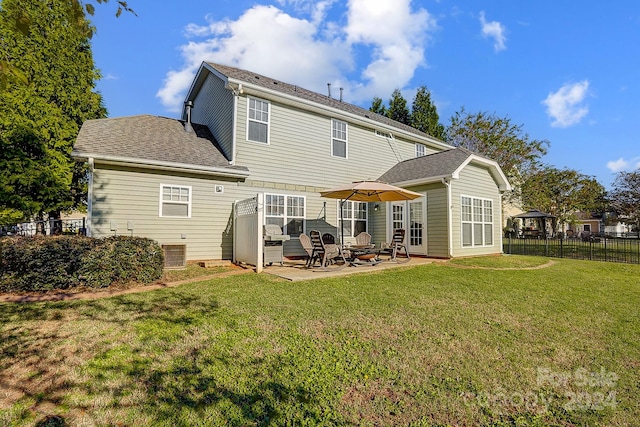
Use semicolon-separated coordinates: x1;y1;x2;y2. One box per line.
261;256;437;281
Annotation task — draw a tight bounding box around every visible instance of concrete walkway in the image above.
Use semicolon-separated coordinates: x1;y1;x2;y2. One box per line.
262;257;436;281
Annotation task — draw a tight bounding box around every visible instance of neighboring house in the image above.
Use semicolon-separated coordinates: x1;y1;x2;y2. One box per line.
72;62;511;264
567;212;603;237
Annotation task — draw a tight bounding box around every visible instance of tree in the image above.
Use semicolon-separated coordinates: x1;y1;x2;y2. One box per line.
0;0;107;222
446;108;550;209
386;89;411;126
446;108;548;177
608;170;640;230
0;1;135;90
369;97;387;116
521;166;607;232
410;85;445;140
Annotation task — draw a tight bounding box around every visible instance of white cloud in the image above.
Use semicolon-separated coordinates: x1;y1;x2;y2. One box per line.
607;157;640;172
156;1;437;112
542;80;590;128
479;11;506;52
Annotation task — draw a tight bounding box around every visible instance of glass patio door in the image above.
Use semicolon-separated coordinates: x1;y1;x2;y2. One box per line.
408;199;425;253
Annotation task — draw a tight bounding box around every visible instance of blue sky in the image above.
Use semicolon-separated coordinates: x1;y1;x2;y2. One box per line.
89;0;640;188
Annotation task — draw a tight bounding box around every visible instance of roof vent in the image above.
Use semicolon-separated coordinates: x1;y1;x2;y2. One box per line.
327;83;332;98
339;87;343;102
184;100;194;133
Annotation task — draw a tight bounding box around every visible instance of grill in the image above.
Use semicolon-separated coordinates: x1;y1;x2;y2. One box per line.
263;224;290;266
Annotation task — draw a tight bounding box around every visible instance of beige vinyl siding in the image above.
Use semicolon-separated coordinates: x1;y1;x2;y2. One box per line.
369;203;388;249
404;183;449;258
450;164;503;257
191;74;234;160
91;164;354;261
91;164;246;261
234;95;424;188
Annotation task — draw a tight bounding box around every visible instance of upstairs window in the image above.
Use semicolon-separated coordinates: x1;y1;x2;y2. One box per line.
415;143;426;157
248;97;269;143
331;119;347;158
160;185;191;218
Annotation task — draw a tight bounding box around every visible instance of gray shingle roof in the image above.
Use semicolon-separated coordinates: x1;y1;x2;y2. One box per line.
73;115;248;174
378;147;473;184
207;62;449;145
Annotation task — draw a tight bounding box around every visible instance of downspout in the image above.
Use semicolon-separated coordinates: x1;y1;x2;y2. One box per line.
442;177;453;258
499;191;504;253
229;83;242;166
87;158;94;237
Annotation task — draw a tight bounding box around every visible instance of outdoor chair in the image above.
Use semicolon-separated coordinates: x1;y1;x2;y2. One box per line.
309;230;347;270
322;233;336;244
379;229;410;263
299;233;317;268
354;232;373;247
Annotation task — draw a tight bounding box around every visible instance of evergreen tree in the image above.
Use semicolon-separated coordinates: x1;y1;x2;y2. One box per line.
369;97;387;116
0;0;106;222
410;85;445;140
386;89;411;126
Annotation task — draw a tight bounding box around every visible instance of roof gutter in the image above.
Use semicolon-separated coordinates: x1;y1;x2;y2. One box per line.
389;175;453;188
72;151;251;179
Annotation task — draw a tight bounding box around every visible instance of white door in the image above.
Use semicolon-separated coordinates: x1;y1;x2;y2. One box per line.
408;199;426;254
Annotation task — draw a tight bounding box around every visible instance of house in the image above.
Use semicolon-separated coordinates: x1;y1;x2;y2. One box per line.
72;62;511;266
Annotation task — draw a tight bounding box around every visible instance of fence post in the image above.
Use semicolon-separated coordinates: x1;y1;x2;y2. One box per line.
545;237;549;257
604;236;607;262
560;235;563;258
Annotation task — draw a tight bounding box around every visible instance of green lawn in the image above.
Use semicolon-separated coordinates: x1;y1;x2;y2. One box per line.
1;256;638;426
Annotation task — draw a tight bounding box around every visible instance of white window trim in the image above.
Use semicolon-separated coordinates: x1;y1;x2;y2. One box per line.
331;119;348;159
460;195;493;247
375;129;391;138
265;193;306;238
337;200;368;238
159;184;192;218
415;143;426;158
246;96;270;145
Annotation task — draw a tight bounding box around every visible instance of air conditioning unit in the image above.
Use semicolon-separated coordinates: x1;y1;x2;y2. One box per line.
162;244;186;268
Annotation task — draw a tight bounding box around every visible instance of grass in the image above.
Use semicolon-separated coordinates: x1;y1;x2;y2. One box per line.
161;263;235;282
1;255;639;426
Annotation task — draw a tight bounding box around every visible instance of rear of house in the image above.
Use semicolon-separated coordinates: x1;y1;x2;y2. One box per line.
73;62;510;266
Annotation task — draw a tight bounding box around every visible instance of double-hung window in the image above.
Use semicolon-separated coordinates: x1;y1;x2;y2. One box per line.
331;119;347;158
248;97;269;143
415;143;426;157
160;184;191;218
265;194;305;237
461;196;493;246
339;201;368;238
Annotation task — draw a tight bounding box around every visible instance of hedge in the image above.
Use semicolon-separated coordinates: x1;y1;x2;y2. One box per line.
0;235;164;293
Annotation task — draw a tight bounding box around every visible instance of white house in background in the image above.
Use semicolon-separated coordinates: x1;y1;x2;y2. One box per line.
72;62;510;265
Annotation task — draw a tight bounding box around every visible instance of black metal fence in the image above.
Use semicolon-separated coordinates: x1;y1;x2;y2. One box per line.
503;236;640;265
0;218;86;237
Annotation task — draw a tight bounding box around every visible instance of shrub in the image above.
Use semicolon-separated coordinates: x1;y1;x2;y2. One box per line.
0;235;94;292
0;235;164;292
77;236;164;288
